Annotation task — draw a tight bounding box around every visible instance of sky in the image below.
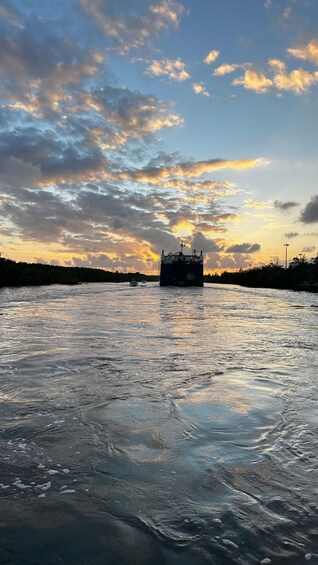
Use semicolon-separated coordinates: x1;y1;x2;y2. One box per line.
1;0;318;273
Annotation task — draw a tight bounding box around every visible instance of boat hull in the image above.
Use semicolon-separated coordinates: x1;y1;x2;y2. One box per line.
160;260;203;287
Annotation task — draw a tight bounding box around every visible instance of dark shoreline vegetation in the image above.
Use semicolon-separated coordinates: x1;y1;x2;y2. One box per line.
0;258;158;287
1;255;318;292
206;255;318;293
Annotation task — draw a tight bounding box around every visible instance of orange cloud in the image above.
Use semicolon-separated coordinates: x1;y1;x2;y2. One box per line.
288;40;318;65
268;58;286;73
204;50;220;64
119;157;265;184
232;70;273;93
274;69;318;94
213;63;239;76
213;62;252;77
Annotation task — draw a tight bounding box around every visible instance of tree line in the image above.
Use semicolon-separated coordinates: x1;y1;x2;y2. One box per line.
205;254;318;292
0;258;158;287
1;255;318;292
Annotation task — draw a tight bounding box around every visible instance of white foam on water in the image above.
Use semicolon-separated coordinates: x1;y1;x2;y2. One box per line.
222;539;239;550
35;481;51;492
60;489;75;494
212;518;222;525
18;443;27;450
13;480;31;490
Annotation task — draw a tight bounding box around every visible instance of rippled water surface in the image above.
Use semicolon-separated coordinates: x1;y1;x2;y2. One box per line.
1;282;318;564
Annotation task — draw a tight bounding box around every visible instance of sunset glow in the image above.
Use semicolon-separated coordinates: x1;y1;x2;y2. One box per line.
1;0;318;273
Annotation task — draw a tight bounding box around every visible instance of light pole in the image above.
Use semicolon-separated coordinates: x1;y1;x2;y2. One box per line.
284;243;290;269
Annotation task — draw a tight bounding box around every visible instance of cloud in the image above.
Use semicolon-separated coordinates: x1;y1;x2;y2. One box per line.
144;58;190;81
138;228;179;252
0;0;274;274
163;179;236;196
223;48;318;96
268;58;286;73
1;188;85;242
0;125;110;186
245;199;273;209
0;157;43;193
0;27;103;88
86;85;184;144
274;200;299;211
80;0;184;54
213;62;252;77
232;70;273;93
226;243;261;253
0;152;241;264
302;245;316;253
0;2;23;27
191;232;223;252
213;64;240;76
119;157;265;184
0;83;184;189
192;82;209;96
300;195;318;223
72;253;118;269
204;50;220;64
284;232;299;239
273;68;318;94
288;40;318;65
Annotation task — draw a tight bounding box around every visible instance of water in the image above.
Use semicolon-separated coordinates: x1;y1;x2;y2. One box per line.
1;282;318;564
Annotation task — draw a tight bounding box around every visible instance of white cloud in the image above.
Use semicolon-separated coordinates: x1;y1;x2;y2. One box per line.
213;63;239;76
144;58;190;81
192;82;209;97
204;50;220;65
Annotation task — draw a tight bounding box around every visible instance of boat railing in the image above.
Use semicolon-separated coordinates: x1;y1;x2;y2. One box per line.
161;253;203;264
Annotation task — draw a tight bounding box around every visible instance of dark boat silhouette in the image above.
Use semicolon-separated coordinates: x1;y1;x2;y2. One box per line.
160;243;204;287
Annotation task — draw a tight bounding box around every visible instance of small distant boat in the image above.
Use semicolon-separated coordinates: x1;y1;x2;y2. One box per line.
129;279;138;287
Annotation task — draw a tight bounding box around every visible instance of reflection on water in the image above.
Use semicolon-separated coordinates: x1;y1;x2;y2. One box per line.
0;282;318;564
